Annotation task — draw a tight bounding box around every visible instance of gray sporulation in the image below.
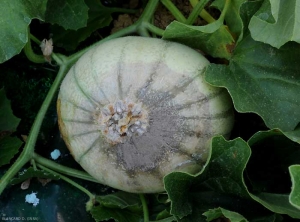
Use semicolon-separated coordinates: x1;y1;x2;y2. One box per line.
102;88;208;179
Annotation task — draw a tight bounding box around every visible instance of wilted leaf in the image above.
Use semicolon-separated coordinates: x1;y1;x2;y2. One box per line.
0;0;47;63
249;0;300;48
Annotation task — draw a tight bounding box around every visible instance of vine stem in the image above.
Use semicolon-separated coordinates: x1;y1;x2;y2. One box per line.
33;153;98;183
186;0;210;25
0;63;68;194
160;0;187;23
23;29;45;63
37;164;95;200
190;0;216;23
139;194;149;222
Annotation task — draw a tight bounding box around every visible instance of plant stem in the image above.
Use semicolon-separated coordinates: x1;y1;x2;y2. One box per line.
37;164;95;200
161;0;187;23
186;0;210;25
139;194;149;222
145;23;164;36
24;34;45;63
30;159;37;170
200;9;216;23
0;64;69;195
189;0;216;23
33;153;98;183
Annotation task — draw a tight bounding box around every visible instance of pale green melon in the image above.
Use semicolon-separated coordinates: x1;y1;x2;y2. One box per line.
57;36;234;193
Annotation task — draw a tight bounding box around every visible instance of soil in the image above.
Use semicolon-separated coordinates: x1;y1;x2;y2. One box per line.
111;0;215;34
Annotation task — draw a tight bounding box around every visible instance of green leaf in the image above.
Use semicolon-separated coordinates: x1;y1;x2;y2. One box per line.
251;193;300;219
203;207;248;222
0;88;21;132
165;135;300;220
0;136;23;167
247;130;300;218
0;0;47;63
205;34;300;136
90;205;142;222
10;167;60;185
90;192;142;222
163;0;235;59
164;136;253;220
45;0;89;30
247;130;300;193
163;21;234;59
51;0;112;51
249;0;300;48
96;191;141;210
289;165;300;210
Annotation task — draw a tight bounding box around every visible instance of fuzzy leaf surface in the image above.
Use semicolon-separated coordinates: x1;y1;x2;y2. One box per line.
249;0;300;48
164;136;253;220
51;0;112;51
0;0;47;63
205;34;300;139
45;0;89;30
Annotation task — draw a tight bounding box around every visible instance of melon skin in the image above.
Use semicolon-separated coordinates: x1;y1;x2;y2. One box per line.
57;36;234;193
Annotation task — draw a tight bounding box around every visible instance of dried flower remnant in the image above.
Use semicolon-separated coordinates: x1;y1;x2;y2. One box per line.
40;38;53;63
21;178;31;190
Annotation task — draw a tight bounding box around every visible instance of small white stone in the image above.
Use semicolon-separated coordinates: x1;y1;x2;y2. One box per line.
25;192;39;207
50;149;61;160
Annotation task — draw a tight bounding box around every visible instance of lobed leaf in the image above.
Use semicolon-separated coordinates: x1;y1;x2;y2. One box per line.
249;0;300;48
0;0;47;63
205;34;300;140
164;136;254;220
51;0;113;51
45;0;89;30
